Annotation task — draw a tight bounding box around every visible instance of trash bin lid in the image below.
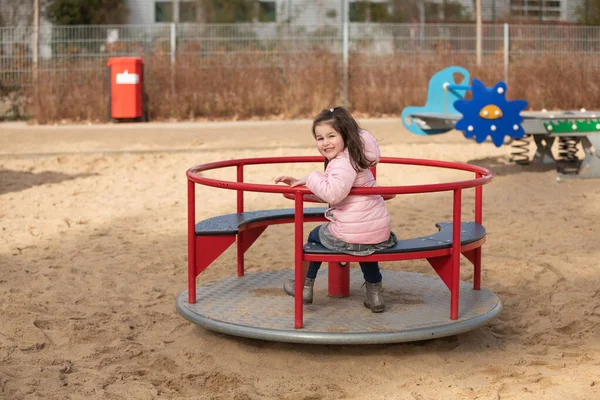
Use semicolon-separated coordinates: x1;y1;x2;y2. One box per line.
107;57;143;67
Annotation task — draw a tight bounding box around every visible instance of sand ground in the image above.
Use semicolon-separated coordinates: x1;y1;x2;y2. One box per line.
1;119;599;400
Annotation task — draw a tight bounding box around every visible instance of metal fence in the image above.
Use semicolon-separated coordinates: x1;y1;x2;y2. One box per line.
2;22;600;88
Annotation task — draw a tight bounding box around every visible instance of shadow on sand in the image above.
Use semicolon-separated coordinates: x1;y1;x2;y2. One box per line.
0;169;97;195
467;156;556;177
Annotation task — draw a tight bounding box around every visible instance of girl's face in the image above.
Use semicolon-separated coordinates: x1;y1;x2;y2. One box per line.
314;123;345;160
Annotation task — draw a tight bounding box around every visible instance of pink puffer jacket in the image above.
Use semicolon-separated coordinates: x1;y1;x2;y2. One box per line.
306;130;391;244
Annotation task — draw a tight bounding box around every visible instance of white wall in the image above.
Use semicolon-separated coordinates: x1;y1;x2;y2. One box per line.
123;0;388;26
125;0;156;25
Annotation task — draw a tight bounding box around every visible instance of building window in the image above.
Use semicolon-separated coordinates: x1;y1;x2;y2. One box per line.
370;2;390;22
349;1;391;22
350;1;368;22
510;0;562;20
155;1;197;23
180;1;197;22
155;1;173;22
258;1;276;22
213;1;252;22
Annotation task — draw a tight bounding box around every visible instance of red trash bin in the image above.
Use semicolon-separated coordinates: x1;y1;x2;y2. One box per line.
107;57;145;121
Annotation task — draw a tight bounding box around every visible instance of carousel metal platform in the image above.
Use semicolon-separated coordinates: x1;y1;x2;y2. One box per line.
176;268;502;344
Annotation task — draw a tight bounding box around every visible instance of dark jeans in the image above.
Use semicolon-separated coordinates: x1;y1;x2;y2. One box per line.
306;225;382;283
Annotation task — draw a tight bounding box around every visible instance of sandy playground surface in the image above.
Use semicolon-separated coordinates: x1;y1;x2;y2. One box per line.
1;118;599;400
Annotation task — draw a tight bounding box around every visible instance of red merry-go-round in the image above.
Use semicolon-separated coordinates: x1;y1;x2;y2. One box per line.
177;156;501;344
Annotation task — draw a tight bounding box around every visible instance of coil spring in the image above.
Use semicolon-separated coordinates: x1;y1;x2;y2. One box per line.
509;134;531;165
557;136;581;174
558;136;580;162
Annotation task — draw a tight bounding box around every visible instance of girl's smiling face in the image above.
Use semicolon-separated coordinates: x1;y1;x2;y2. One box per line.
314;123;345;160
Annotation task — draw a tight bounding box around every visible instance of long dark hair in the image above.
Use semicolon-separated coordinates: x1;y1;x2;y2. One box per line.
312;107;374;172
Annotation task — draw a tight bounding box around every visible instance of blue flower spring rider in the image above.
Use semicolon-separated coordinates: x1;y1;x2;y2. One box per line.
402;66;528;147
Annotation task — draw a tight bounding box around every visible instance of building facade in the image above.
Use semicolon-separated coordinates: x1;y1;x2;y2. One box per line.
122;0;587;25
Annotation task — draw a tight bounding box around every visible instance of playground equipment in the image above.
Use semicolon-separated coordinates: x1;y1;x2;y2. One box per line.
402;67;600;178
176;156;502;344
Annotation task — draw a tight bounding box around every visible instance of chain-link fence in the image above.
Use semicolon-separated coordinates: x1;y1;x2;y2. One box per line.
3;15;600;122
3;22;600;88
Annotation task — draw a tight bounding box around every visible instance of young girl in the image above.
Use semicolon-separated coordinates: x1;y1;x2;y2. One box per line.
275;107;396;313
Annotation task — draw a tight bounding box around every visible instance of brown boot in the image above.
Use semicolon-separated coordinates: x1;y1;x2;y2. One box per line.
364;281;385;313
283;278;315;304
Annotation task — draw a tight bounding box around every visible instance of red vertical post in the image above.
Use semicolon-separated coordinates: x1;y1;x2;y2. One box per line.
328;262;350;297
237;164;244;277
237;164;244;213
188;179;197;304
294;191;304;329
474;172;483;290
451;189;462;320
370;165;377;179
475;172;482;224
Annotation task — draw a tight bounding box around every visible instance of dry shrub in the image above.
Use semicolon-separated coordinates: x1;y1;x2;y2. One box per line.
349;54;471;115
509;56;600;110
143;50;339;120
24;51;600;123
32;69;108;124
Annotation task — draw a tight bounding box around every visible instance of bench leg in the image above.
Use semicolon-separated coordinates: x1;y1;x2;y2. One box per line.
461;248;482;290
427;254;459;320
328;262;350;297
191;235;236;303
237;227;268;277
237;237;244;277
473;247;481;290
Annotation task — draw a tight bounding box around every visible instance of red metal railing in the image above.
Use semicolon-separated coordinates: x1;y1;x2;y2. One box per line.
186;156;493;328
187;156;492;195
